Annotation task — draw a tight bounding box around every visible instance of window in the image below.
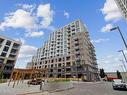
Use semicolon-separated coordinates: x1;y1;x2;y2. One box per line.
45;65;47;68
66;56;70;60
1;52;6;57
66;62;71;66
50;69;53;72
51;59;54;63
6;40;11;46
3;46;9;52
58;63;61;67
59;58;61;62
58;69;61;72
51;64;53;68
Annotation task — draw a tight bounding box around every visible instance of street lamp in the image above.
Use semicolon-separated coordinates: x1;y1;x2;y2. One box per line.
119;60;127;72
110;26;127;50
119;60;127;83
118;49;127;64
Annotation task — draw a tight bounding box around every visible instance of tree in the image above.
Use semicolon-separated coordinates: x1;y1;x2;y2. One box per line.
0;70;3;79
116;70;122;79
99;68;106;78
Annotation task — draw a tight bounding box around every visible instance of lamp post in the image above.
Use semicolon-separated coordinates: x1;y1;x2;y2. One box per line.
110;26;127;50
118;49;127;64
119;60;127;83
119;60;127;73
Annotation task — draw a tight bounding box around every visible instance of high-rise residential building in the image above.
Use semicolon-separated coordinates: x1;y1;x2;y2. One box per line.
26;62;33;69
28;19;98;81
115;0;127;21
0;35;21;78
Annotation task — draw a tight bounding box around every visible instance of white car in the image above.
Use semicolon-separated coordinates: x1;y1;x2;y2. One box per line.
112;79;127;90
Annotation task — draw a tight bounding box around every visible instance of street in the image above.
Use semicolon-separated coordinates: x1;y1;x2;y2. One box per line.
0;81;127;95
45;81;127;95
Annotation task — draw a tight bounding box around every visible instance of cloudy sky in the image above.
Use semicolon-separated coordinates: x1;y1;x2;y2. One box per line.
0;0;127;72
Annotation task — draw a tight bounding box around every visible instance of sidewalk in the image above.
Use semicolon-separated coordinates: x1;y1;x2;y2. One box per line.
0;80;41;95
0;80;101;95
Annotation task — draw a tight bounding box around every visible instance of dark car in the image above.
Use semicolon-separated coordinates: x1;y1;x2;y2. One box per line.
28;78;42;85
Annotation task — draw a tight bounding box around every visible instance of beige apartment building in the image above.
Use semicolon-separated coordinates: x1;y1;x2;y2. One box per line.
115;0;127;21
0;35;21;78
28;19;98;81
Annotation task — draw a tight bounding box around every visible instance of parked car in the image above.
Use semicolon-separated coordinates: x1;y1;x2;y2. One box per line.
112;79;127;90
27;78;43;85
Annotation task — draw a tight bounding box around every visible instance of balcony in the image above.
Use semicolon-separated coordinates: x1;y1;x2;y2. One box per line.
10;49;18;55
1;52;7;57
66;62;71;67
76;51;80;55
3;46;9;52
0;56;4;60
73;37;78;41
12;43;20;49
0;38;4;44
66;68;71;73
3;70;12;74
9;54;16;59
75;47;80;51
76;57;80;61
6;60;14;65
6;40;11;46
5;63;14;67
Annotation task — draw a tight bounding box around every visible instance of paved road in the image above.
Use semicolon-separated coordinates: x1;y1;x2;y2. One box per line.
0;81;127;95
50;82;127;95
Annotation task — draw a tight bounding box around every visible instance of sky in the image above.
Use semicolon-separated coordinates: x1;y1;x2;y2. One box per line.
0;0;127;72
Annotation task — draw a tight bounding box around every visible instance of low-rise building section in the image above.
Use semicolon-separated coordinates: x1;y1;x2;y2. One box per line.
28;19;98;81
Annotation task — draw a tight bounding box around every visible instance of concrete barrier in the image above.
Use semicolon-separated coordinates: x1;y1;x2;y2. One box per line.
42;81;74;92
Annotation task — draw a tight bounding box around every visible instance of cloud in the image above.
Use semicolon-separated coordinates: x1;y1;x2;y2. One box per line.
14;38;37;68
15;38;26;44
18;4;36;12
0;3;54;38
22;4;35;10
18;44;37;58
91;38;109;44
101;24;113;32
101;0;122;22
25;31;44;37
0;9;36;31
64;11;70;19
98;51;127;72
37;4;54;28
15;44;37;68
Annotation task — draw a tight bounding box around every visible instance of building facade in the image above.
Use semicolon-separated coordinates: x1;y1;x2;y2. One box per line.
115;0;127;21
0;35;21;78
28;20;98;81
26;62;33;69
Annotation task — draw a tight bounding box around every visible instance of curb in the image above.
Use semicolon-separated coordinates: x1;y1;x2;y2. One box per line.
16;91;41;95
48;87;74;93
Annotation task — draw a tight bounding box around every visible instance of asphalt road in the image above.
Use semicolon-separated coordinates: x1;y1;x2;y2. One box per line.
48;81;127;95
1;81;126;95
